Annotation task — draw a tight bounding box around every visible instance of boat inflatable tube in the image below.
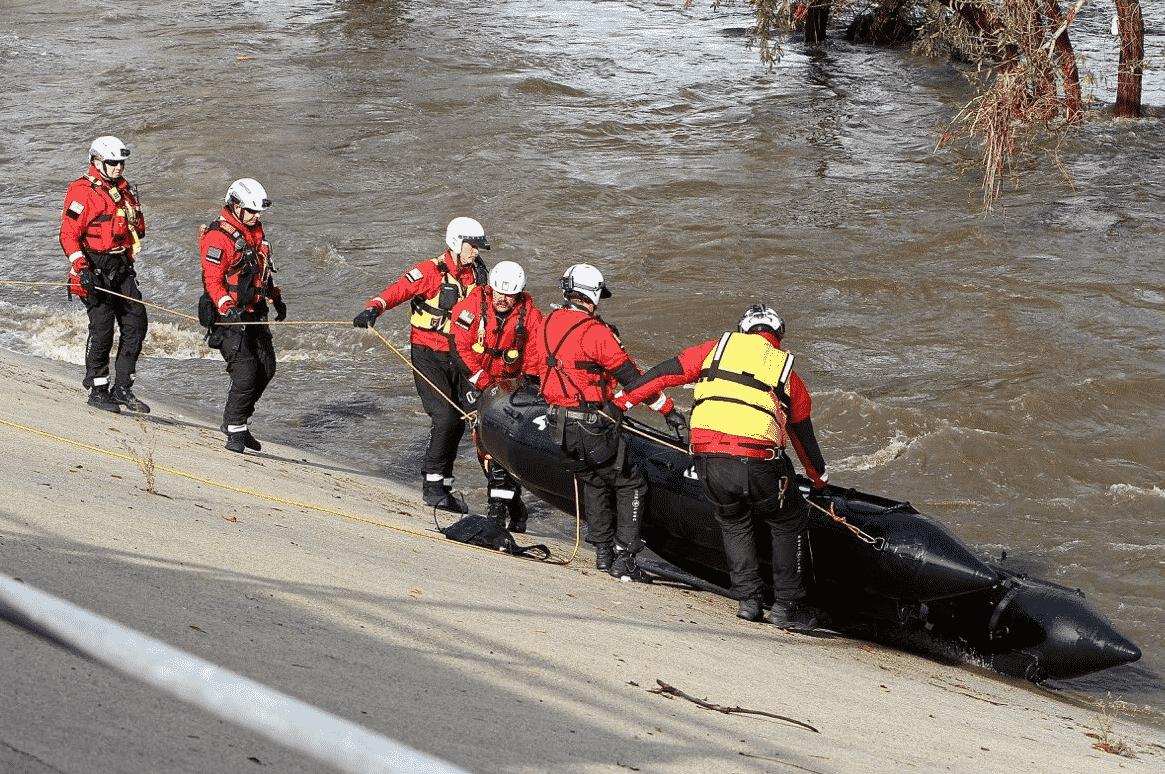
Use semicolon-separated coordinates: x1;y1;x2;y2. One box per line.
477;382;1141;682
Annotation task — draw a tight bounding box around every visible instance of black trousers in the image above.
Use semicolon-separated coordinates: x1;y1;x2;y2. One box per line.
82;270;147;389
694;454;809;603
214;320;276;428
411;345;468;478
557;415;646;551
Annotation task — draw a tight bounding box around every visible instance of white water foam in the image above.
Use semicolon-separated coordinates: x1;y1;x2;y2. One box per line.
1108;483;1165;501
830;430;912;472
0;300;346;364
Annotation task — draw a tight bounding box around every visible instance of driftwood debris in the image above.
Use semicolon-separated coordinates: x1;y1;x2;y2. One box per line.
648;679;819;733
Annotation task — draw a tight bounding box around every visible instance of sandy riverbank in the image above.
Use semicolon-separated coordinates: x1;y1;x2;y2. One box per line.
0;348;1161;773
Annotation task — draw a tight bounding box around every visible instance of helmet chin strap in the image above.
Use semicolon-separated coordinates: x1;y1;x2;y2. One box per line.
94;159;116;181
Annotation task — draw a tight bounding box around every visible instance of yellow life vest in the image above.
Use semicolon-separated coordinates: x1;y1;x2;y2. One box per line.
691;332;794;446
408;255;486;333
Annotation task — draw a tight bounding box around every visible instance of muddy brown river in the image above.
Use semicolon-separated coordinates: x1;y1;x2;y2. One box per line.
2;0;1163;722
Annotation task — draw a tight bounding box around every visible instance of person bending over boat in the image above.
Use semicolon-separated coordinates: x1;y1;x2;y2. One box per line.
353;218;490;513
61;136;150;414
199;179;285;453
617;304;828;630
450;260;544;532
534;263;688;581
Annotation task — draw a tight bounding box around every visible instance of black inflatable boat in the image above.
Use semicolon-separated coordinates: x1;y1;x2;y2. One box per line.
476;382;1142;682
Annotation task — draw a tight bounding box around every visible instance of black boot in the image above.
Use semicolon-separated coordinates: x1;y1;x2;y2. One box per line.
506;498;529;534
221;423;261;451
423;478;465;514
225;432;247;454
594;542;614;571
610;548;652;584
87;385;121;413
486;499;509;530
111;384;151;414
737;598;763;622
769;600;819;632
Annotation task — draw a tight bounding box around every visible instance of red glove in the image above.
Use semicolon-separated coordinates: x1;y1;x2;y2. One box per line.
67;256;91;300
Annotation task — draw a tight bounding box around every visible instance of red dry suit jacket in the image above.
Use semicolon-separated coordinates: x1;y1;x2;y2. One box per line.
450;286;545;390
364;251;485;353
200;207;280;314
61;165;145;297
533;304;672;414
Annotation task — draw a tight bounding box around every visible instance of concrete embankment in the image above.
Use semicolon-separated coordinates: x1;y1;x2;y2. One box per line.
0;349;1161;773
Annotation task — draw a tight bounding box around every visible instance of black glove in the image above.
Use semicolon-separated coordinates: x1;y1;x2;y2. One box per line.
273;298;287;322
464;388;481;406
353;307;379;328
221;307;243;324
78;269;97;294
665;410;690;443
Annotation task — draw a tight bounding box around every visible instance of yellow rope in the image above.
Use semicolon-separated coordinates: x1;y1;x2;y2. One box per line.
365;326;476;422
92;286;202;321
0;415;539;561
3;277;618;559
548;476;583;567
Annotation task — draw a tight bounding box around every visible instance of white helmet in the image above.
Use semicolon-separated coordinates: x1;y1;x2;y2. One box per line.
225;178;272;211
489;261;526;295
445;217;490;253
89;135;130;163
561;263;611;305
738;303;785;338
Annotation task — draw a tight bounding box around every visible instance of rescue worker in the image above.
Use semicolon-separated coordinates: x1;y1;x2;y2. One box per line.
616;304;828;629
61;135;149;413
353;217;489;512
450;260;544;532
199;178;286;454
537;263;687;581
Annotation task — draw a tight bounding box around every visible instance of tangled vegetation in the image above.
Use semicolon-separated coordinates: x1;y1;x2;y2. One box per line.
690;1;1147;208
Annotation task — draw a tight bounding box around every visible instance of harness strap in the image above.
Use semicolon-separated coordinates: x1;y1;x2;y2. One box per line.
543;310;598;402
692;394;779;421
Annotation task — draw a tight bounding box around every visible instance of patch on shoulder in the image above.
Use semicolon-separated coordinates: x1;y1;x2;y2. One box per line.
454;309;475;329
66;200;84;219
205;246;223;264
406;268;424;282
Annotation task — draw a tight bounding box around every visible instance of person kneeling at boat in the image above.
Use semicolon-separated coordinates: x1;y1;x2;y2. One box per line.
199;179;285;454
617;304;827;630
450;260;544;532
536;263;687;582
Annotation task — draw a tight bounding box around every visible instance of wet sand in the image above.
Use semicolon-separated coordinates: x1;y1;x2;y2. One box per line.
0;347;1161;773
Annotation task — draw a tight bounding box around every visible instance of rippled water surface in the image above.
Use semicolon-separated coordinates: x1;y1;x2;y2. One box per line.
2;0;1163;719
